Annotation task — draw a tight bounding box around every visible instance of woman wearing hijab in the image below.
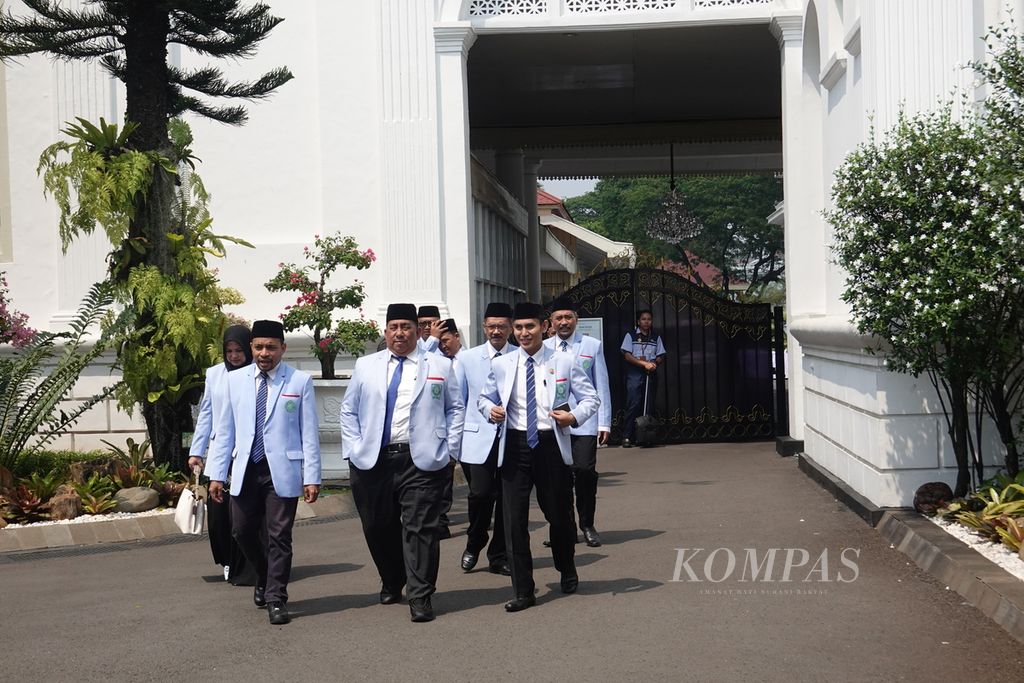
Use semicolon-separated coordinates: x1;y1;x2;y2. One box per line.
188;324;259;583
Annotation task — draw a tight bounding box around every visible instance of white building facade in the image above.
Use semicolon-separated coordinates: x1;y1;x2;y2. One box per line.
1;0;1019;506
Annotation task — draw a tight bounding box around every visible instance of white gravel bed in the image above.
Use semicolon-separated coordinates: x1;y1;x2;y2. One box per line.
3;507;173;529
928;514;1024;581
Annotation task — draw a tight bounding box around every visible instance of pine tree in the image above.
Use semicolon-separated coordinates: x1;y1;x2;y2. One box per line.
0;1;292;469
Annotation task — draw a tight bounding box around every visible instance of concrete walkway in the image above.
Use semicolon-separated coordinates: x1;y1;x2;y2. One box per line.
3;442;1022;681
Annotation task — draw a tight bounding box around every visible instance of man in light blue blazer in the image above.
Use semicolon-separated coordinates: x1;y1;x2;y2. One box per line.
454;301;515;576
546;296;612;547
208;320;321;626
341;303;465;623
479;302;599;613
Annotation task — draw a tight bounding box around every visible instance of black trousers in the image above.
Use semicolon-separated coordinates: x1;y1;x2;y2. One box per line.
571;435;599;529
230;458;299;604
623;371;657;440
460;435;506;564
206;493;259;585
440;461;455;526
350;448;447;600
502;429;576;598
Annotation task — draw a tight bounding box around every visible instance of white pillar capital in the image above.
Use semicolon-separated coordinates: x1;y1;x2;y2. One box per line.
434;22;477;58
770;12;804;47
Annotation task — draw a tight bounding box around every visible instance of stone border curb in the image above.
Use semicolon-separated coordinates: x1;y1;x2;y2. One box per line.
877;510;1024;644
0;491;357;554
797;453;903;526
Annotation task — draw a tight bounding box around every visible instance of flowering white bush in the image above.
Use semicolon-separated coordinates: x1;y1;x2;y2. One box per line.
827;102;1024;495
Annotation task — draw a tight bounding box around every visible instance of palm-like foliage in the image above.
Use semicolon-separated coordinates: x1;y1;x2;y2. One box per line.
0;282;122;474
0;1;291;126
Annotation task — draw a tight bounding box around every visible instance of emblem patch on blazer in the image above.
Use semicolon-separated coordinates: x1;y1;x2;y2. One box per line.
555;381;568;400
285;399;297;413
431;383;442;399
580;354;593;370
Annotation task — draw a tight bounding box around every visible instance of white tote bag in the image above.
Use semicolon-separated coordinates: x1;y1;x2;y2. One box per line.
174;470;206;535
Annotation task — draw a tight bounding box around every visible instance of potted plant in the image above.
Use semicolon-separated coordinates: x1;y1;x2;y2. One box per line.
265;233;379;379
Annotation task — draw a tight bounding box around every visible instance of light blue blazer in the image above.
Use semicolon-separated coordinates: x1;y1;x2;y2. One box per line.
341;348;465;471
545;332;612;437
189;363;228;458
454;342;506;464
207;362;322;499
478;345;599;467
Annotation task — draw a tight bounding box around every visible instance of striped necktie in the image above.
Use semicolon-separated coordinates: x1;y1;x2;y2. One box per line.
382;356;405;447
560;340;569;352
525;357;538;448
250;372;269;463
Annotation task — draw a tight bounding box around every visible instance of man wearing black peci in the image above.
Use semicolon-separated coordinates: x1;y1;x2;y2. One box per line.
454;302;515;576
479;302;599;612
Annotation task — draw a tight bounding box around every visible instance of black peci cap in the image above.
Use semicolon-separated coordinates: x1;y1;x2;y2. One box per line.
251;320;285;340
484;302;514;319
548;296;576;314
387;303;418;323
417;305;441;318
513;301;544;322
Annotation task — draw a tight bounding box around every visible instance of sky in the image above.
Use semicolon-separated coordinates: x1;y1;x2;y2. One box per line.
538;177;598;200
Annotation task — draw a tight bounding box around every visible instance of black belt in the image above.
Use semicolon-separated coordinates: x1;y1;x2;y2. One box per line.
506;428;556;442
381;442;411;454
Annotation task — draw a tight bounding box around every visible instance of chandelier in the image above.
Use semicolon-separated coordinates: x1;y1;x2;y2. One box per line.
646;143;704;243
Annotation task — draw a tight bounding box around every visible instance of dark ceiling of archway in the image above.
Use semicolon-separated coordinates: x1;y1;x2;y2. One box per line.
467;23;782;162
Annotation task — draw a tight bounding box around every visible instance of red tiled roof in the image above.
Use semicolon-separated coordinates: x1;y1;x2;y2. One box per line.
537;188;572;221
662;254;749;289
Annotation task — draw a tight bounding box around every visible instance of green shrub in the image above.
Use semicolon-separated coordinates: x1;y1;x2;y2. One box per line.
12;449;108;478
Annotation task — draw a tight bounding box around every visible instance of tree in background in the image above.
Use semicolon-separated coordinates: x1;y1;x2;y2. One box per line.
1;1;291;470
563;175;783;296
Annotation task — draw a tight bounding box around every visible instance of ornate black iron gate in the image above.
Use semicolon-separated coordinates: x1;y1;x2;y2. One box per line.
549;268;776;443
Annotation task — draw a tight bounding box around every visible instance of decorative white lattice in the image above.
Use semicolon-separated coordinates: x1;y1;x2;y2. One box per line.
694;0;771;8
566;0;676;11
468;0;546;15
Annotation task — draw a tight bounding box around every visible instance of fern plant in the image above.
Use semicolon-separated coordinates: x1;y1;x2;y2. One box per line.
0;282;123;474
37;117;169;251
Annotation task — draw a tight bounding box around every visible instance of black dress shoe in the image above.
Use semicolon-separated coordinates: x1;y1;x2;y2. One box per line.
461;549;479;572
379;586;402;605
504;593;536;612
253;585;267;608
560;572;579;594
543;536;579;548
488;561;511;576
439;525;452;540
582;526;602;547
267;601;290;625
621;438;632;448
409;596;434;622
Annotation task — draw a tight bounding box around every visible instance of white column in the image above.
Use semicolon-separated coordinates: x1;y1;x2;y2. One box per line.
378;0;443;305
523;158;541;302
771;12;809;441
434;22;477;335
50;59;119;325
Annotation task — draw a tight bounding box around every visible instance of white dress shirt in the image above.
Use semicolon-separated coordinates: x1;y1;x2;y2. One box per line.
387;353;418;444
256;363;282;421
488;341;512;360
505;348;553;432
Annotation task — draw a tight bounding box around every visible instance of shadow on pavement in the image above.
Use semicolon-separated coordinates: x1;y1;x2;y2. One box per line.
291;562;363;582
596;528;665;545
535;551;606;569
542;576;662;597
437;586;525;613
288;592;381;618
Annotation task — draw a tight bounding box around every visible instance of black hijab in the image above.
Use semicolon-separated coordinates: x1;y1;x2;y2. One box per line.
223;324;253;371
